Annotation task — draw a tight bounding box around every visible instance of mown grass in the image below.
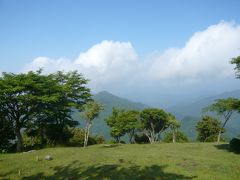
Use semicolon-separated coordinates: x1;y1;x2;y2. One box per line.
0;143;239;179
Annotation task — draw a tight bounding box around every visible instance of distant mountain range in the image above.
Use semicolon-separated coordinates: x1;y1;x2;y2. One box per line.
73;90;240;141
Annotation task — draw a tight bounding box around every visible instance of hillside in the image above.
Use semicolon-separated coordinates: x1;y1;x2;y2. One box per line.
73;91;149;140
168;90;240;140
1;143;239;179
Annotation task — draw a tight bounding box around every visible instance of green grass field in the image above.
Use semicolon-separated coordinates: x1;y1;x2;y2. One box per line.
0;143;239;180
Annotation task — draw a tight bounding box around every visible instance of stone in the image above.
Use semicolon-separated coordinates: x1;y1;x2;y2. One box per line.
45;155;53;160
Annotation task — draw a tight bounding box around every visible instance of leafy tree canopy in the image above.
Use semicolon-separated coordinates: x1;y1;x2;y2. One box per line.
196;116;223;142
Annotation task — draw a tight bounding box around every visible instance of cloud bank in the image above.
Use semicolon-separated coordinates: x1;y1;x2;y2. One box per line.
22;21;240;106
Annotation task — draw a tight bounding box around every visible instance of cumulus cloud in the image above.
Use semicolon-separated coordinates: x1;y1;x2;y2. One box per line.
23;40;138;86
22;21;240;100
146;21;240;81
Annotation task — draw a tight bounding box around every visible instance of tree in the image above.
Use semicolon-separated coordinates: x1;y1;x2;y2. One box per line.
105;109;140;143
203;98;238;142
196;116;223;142
105;108;125;143
139;108;169;144
122;110;140;143
81;101;103;148
0;70;91;152
230;56;240;78
39;71;91;145
0;71;46;152
167;113;180;143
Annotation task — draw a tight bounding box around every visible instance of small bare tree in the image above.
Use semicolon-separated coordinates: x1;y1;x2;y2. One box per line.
81;101;103;148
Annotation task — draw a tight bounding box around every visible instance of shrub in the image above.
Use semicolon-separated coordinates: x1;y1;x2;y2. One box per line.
229;138;240;153
68;127;105;146
163;131;188;143
22;133;42;151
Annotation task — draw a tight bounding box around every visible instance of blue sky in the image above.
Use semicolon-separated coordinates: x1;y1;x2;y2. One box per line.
1;0;240;107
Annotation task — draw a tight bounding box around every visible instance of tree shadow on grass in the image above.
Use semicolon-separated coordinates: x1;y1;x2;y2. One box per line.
214;143;240;154
22;160;197;180
214;143;229;151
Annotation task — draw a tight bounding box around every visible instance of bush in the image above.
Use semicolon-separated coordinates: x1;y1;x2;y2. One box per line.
68;127;105;146
229;138;240;153
22;133;42;151
163;131;188;143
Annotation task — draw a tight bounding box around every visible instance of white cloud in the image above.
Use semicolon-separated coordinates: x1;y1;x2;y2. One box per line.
147;21;240;81
22;21;240;94
23;40;138;86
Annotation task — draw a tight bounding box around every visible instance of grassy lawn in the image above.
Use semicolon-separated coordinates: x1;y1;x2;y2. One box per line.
0;143;239;180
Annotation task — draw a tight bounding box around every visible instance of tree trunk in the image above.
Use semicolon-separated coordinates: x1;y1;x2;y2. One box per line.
16;128;23;152
172;130;176;143
84;123;91;148
84;124;88;148
116;137;120;143
217;130;221;143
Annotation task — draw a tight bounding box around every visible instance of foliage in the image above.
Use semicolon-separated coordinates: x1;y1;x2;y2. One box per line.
81;101;103;147
0;116;15;151
163;131;188;143
22;133;42;151
230;56;240;78
203;98;238;142
68;127;104;146
116;110;140;143
229;137;240;153
139;108;170;143
105;108;140;143
196;116;223;142
0;70;91;152
105;108;126;142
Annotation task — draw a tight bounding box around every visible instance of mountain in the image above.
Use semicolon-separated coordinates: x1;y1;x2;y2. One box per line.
73;91;149;140
167;89;240;140
168;89;240;118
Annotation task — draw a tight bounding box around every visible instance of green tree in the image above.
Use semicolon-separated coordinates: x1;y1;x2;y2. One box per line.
203;98;238;142
105;108;140;143
0;70;91;152
105;108;125;143
196;116;223;142
230;56;240;78
121;110;140;143
139;108;169;144
81;101;103;148
167;113;180;143
0;71;47;152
